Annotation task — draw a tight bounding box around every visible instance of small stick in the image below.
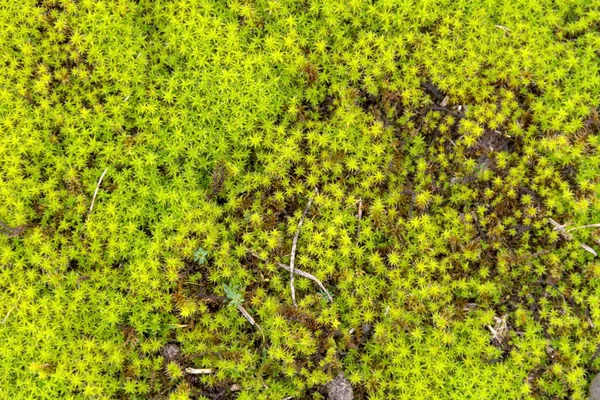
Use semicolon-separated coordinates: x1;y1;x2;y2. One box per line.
278;263;333;302
549;218;598;256
425;106;465;118
1;301;18;324
87;167;109;222
185;368;214;374
487;325;500;343
356;199;363;244
290;197;313;306
519;248;553;262
0;221;12;233
237;304;265;340
0;221;27;238
247;249;333;302
567;223;600;232
548;218;571;240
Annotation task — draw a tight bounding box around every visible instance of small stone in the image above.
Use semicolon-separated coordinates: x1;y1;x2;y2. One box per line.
590;373;600;400
326;373;353;400
230;384;241;391
161;344;181;362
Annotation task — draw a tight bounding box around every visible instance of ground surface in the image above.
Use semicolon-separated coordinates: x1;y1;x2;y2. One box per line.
1;0;600;399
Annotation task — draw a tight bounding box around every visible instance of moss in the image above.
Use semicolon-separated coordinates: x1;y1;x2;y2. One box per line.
1;0;600;398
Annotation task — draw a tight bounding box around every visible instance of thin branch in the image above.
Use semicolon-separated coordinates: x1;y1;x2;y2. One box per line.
185;368;214;374
0;220;12;233
425;106;465;118
356;199;363;244
87;167;109;222
567;223;600;232
549;218;598;257
290;197;313;307
518;248;553;262
0;221;27;238
1;300;18;324
237;304;265;341
549;218;571;239
278;263;333;303
421;81;445;102
247;248;333;303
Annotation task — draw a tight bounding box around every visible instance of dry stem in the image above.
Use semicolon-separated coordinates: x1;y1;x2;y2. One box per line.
1;301;18;324
246;249;333;303
237;304;265;340
185;368;214;374
356;198;363;244
290;197;313;306
87;167;109;221
278;263;333;302
549;218;598;256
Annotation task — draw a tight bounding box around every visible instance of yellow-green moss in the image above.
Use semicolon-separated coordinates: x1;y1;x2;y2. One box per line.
1;0;600;398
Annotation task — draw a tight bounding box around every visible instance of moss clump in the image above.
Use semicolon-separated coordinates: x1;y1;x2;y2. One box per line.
1;0;600;399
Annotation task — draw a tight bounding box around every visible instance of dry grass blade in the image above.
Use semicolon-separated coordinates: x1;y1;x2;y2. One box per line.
290;197;313;307
548;218;571;239
87;167;109;222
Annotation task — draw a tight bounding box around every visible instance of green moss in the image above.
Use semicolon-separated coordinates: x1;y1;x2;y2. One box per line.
1;0;600;398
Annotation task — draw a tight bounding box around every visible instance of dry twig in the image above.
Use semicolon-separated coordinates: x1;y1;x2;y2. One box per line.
567;223;600;232
237;304;265;341
290;197;313;306
87;167;109;221
247;249;333;303
487;315;508;346
356;198;363;244
549;218;598;256
1;300;18;324
0;221;27;238
278;262;333;303
185;368;214;374
246;249;333;302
